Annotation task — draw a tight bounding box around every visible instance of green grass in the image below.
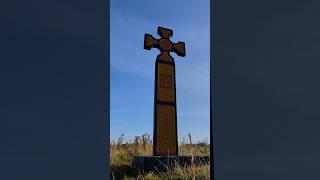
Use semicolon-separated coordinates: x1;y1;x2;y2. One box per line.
110;134;210;180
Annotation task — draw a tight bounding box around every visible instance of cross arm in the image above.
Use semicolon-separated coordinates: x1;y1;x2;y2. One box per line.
157;27;173;39
171;41;186;57
144;34;159;50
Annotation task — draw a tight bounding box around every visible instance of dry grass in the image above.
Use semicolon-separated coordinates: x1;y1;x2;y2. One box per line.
110;133;210;179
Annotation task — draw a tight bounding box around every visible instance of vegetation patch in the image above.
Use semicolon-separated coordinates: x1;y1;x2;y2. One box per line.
110;133;210;179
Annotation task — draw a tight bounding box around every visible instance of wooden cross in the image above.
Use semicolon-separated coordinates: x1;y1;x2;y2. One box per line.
144;26;186;156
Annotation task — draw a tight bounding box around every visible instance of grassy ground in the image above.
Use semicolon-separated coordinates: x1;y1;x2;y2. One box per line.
110;134;210;179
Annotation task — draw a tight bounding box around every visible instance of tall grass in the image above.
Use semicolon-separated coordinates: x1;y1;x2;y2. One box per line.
110;134;210;179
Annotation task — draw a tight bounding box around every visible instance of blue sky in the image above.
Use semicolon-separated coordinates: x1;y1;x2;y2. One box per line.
110;0;210;143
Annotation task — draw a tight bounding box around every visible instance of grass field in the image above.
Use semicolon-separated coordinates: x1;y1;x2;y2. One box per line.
110;134;210;179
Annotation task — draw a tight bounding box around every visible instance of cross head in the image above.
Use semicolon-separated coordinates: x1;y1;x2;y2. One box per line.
144;27;186;61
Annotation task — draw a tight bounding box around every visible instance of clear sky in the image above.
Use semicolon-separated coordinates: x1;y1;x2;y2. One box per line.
110;0;210;143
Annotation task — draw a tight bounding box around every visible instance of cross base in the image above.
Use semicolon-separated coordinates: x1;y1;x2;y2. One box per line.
132;155;210;172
